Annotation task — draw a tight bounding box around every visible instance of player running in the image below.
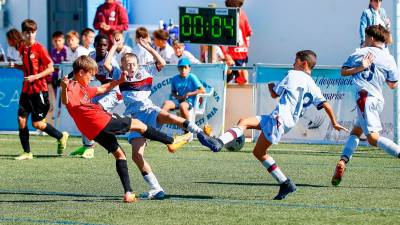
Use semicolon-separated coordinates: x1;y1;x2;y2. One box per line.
199;50;348;200
331;25;400;186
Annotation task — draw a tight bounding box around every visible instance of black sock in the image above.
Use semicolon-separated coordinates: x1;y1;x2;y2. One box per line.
116;160;133;193
19;127;30;153
142;126;174;145
43;123;63;139
141;171;148;176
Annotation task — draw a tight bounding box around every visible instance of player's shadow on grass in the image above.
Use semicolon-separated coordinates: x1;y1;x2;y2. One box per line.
0;154;63;160
195;181;328;188
164;194;214;200
0;190;121;203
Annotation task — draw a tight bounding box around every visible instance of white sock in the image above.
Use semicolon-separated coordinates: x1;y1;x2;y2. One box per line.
219;127;244;144
340;135;359;163
143;172;162;190
377;136;400;158
185;121;202;134
262;157;287;184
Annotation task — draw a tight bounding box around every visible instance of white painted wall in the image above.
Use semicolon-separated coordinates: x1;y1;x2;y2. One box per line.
0;0;48;52
129;0;394;66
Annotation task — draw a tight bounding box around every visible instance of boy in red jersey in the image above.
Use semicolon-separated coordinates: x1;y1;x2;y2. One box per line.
61;55;189;202
13;19;68;160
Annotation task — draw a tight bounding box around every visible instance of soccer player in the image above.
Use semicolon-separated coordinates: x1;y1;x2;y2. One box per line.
12;19;69;160
81;28;95;53
69;34;121;159
61;55;188;203
104;38;219;200
331;25;400;186
66;30;90;62
199;50;348;200
162;58;205;120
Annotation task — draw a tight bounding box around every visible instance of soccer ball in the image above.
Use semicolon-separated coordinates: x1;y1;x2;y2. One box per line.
225;135;245;151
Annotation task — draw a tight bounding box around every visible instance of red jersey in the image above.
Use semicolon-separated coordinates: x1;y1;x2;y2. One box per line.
93;2;129;41
222;10;252;60
65;80;111;140
19;42;52;94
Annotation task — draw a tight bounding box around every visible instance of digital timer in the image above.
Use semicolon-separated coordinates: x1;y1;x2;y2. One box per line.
179;6;239;46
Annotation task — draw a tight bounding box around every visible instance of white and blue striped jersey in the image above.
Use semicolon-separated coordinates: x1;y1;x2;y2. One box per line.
342;46;398;102
113;63;159;115
271;70;326;133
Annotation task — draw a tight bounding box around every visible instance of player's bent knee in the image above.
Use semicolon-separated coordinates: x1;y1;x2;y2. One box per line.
367;133;379;147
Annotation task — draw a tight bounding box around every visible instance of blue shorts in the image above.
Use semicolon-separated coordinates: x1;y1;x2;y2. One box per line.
170;98;194;110
128;106;162;141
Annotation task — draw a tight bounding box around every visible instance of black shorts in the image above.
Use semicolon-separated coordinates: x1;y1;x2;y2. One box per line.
93;114;131;153
18;92;50;122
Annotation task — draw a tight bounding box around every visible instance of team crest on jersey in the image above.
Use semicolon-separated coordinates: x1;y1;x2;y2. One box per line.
109;11;116;21
135;72;142;80
30;54;35;59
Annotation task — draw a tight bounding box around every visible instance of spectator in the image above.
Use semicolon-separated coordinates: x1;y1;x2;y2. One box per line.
93;0;129;43
169;40;200;65
360;0;391;47
112;30;132;65
132;26;154;65
6;28;23;62
153;29;174;63
66;30;90;61
81;28;96;53
222;0;252;84
162;58;205;120
47;31;67;125
200;45;225;64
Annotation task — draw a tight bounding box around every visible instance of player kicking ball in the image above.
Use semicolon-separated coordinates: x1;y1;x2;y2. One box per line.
104;38;220;200
61;55;189;202
199;50;348;200
332;25;400;186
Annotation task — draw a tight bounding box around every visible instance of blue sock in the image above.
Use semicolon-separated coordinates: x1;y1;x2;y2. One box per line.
340;135;359;163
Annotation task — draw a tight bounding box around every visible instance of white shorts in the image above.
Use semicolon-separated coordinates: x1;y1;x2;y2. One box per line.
257;115;284;144
128;105;162;141
354;95;383;135
92;91;122;112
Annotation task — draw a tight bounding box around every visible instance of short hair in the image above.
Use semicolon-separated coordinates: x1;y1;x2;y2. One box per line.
112;30;124;37
52;31;64;39
296;50;317;70
121;52;138;65
81;28;95;36
153;29;169;41
21;19;37;32
6;28;23;49
73;55;98;74
66;30;80;40
135;27;149;39
172;39;184;47
94;33;109;45
365;25;391;44
225;0;244;7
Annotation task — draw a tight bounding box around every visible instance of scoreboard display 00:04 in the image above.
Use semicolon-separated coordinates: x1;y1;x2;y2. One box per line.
179;6;240;46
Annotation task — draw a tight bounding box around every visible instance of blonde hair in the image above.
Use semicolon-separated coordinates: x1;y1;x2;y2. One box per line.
66;30;80;40
73;55;98;74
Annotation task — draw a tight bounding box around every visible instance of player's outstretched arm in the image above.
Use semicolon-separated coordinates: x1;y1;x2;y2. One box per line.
138;37;166;70
104;39;121;73
96;71;127;95
60;77;69;105
321;102;349;132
